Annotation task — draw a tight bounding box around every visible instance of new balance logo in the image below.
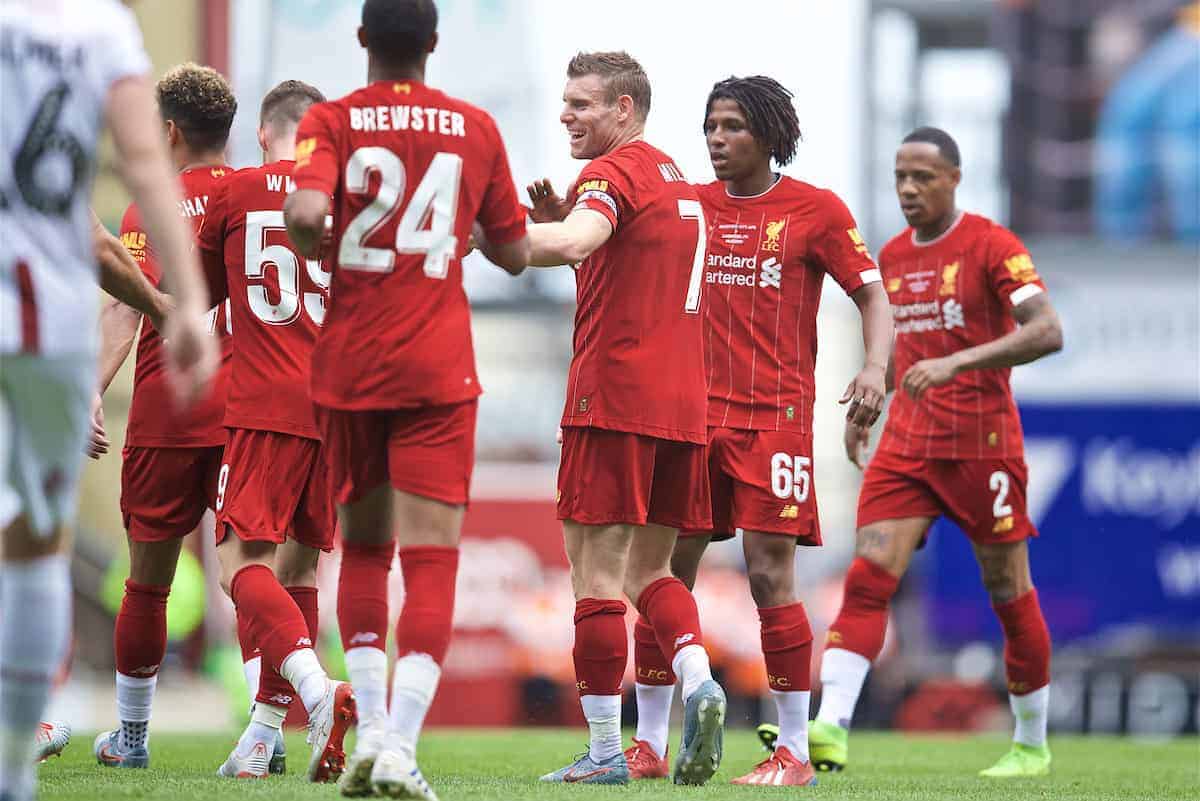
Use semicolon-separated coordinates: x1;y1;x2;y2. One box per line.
129;665;160;676
674;633;695;647
779;505;799;519
296;637;312;648
349;632;379;645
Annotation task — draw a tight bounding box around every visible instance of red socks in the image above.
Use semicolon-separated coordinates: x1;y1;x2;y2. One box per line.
251;585;320;707
338;540;394;653
759;602;813;692
993;588;1051;694
114;580;170;678
634;615;675;685
286;585;319;644
573;598;627;696
396;546;458;664
230;564;312;675
636;576;704;660
826;557;900;660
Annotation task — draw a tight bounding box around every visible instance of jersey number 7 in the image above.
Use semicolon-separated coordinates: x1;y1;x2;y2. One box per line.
338;147;463;279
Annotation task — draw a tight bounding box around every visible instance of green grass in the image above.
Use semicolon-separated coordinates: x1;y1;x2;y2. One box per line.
39;729;1199;801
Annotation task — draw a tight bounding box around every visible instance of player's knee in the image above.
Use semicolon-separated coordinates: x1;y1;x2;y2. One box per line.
1;519;66;560
669;547;702;591
853;527;903;573
979;557;1019;603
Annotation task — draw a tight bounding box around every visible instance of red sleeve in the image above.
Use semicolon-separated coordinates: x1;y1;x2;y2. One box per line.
292;103;340;195
118;203;159;286
814;190;881;295
476;117;527;245
195;180;229;305
984;225;1047;308
569;155;633;231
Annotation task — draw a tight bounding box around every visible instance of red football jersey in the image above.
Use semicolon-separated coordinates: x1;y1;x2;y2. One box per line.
877;212;1047;459
697;177;881;433
291;79;527;410
121;165;232;448
197;160;329;439
562;141;707;443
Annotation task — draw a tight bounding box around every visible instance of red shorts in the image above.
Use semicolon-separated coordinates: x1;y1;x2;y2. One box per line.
682;427;821;544
315;400;476;506
857;449;1038;544
214;428;336;551
557;427;711;530
120;445;224;542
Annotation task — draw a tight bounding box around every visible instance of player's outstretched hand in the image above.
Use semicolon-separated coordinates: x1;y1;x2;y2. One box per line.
162;306;219;411
901;356;958;400
86;393;109;460
839;364;886;428
844;419;870;469
527;179;571;223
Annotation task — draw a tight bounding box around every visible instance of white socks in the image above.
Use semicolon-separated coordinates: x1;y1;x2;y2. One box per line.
386;652;441;758
672;644;712;703
1011;685;1049;747
115;672;156;750
633;682;673;758
816;648;871;730
580;694;622;763
242;655;262;708
279;648;328;713
0;554;71;796
237;701;286;756
345;646;389;731
772;689;811;761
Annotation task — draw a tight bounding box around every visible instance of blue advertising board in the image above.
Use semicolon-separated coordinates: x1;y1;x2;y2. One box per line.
927;403;1200;645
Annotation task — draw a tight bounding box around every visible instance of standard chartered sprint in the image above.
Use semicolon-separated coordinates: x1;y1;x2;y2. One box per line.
706;252;757;287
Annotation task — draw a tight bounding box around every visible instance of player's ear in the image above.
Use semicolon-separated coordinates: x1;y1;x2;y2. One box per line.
164;119;179;149
427;31;438;55
616;93;635;123
256;126;269;154
357;26;368;49
948;166;962;189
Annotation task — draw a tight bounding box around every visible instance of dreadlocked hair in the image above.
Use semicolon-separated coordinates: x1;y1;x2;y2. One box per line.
704;75;801;167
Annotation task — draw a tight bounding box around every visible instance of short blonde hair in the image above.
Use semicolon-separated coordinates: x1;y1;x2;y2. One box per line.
567;51;651;120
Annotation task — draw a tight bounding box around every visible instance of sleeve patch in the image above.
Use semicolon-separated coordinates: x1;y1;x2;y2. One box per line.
576;179;609;195
859;268;882;285
1010;283;1044;306
295;137;318;168
1004;253;1039;284
846;227;871;257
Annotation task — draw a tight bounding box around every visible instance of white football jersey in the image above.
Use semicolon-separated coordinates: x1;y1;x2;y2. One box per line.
0;0;150;356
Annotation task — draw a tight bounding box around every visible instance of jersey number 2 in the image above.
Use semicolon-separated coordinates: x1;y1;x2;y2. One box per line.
338;147;463;279
989;470;1013;518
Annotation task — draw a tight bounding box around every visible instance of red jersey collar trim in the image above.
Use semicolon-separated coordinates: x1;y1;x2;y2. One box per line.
911;211;965;247
724;173;783;201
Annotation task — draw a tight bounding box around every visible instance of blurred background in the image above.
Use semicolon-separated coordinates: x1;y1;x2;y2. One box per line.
66;0;1198;739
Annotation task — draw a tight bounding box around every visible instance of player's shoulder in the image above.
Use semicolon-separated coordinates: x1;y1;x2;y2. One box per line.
878;227;915;263
181;164;233;193
693;179;726;205
776;177;852;213
963;212;1026;251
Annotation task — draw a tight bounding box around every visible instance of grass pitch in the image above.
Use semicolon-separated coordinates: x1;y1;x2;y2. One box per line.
39;728;1198;801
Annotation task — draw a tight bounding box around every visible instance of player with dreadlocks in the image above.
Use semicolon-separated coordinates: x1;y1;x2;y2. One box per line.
622;75;893;786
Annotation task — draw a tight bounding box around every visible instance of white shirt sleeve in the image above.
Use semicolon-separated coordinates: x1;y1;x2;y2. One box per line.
91;0;151;93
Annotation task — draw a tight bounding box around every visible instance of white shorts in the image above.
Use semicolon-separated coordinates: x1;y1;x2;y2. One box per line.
0;353;93;537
